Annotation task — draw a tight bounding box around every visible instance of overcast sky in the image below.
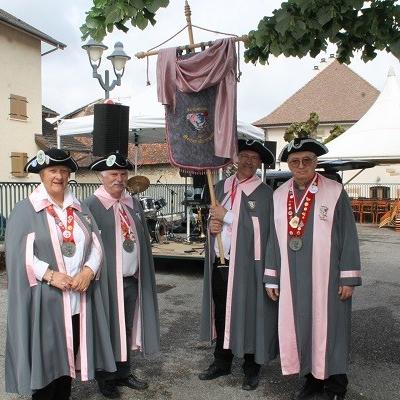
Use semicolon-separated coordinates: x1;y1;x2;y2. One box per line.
1;0;399;123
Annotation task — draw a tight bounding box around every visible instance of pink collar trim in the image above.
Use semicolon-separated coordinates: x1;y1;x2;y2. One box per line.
29;183;81;212
223;174;262;196
94;185;133;210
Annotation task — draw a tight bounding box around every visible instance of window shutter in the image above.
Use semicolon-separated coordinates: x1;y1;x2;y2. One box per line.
11;152;28;177
9;94;28;121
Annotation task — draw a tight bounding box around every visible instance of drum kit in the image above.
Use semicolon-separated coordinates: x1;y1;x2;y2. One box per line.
126;176;169;243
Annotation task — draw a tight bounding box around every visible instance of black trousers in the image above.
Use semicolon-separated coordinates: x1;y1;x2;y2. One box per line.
211;260;260;377
306;373;348;396
32;315;80;400
96;276;139;383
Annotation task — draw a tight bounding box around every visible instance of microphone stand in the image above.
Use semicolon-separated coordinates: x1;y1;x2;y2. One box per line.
168;187;176;240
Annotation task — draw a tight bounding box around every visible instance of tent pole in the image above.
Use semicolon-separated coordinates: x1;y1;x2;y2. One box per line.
343;169;366;186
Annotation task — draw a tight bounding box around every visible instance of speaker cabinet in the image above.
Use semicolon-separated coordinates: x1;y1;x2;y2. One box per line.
264;140;277;169
92;103;129;157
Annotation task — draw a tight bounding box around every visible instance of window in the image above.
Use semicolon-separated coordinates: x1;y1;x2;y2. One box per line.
11;152;28;177
9;94;28;121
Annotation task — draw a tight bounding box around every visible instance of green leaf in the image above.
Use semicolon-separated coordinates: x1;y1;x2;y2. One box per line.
143;8;156;24
105;8;123;25
317;7;332;26
145;0;162;13
85;15;100;29
275;15;293;35
134;11;149;30
296;0;315;13
131;0;145;9
291;19;307;39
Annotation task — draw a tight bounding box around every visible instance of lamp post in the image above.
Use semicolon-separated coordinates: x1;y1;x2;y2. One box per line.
82;39;131;99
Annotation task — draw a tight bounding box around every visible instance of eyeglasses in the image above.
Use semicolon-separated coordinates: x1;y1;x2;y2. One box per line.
288;156;316;168
238;153;260;162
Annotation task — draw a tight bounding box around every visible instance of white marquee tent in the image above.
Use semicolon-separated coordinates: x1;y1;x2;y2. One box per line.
57;113;265;144
320;67;400;163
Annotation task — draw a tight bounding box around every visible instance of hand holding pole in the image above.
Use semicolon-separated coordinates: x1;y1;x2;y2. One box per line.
207;170;225;265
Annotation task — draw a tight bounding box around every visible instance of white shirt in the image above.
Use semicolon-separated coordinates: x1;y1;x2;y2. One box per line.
33;185;101;315
214;196;234;260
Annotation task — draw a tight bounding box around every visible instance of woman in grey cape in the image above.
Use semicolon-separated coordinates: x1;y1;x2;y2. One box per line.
5;148;116;400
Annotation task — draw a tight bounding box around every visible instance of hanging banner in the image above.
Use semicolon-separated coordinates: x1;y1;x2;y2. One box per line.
157;38;238;172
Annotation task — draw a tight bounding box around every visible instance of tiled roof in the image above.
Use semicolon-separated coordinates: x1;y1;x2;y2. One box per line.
254;60;379;127
0;8;66;49
61;99;103;119
35;133;91;153
42;105;58;117
35;134;170;168
42;119;56;135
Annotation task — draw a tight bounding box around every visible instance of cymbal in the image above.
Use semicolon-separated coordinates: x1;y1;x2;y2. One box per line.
126;175;150;194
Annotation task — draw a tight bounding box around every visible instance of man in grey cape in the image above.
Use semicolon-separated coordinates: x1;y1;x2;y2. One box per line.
265;137;361;400
85;153;160;399
199;139;279;391
5;148;116;399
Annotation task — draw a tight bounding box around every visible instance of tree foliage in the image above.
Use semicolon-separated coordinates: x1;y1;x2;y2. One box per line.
244;0;400;65
80;0;169;42
81;0;400;65
284;112;320;142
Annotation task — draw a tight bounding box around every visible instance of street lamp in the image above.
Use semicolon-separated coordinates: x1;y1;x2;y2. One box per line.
82;39;131;99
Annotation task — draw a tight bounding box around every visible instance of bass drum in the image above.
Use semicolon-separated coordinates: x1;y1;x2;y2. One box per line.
147;218;167;243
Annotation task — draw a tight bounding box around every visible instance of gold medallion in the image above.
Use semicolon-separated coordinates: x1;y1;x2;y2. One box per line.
289;216;300;228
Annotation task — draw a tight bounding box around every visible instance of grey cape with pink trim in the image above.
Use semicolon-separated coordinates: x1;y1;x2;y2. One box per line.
265;174;362;379
199;177;279;365
84;194;160;360
5;199;116;395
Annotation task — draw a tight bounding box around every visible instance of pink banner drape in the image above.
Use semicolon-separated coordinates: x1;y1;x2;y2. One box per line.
157;38;237;160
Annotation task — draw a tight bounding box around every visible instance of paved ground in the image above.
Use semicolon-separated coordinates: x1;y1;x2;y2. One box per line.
0;224;399;400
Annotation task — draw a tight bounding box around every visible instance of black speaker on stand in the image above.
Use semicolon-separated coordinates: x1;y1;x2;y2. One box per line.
264;140;277;169
92;103;129;157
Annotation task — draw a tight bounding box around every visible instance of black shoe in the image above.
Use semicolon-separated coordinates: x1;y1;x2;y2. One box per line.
242;373;260;391
318;392;345;400
198;364;231;380
293;383;323;400
115;374;149;390
98;380;120;399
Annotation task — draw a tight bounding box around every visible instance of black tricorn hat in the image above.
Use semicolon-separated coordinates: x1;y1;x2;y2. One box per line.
238;139;275;166
24;148;78;173
89;152;133;171
279;138;328;162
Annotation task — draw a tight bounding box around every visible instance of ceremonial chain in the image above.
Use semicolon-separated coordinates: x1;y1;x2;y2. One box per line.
119;204;136;253
287;175;318;251
47;205;76;257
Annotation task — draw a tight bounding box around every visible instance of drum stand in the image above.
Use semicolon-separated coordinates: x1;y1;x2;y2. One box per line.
167;187;177;240
185;207;191;243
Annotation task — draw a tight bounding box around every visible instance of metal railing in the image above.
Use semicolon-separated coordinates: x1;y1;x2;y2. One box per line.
1;181;398;240
345;183;400;199
0;182;189;240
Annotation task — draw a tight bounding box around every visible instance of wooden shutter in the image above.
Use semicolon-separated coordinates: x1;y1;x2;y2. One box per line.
9;94;28;121
11;152;28;177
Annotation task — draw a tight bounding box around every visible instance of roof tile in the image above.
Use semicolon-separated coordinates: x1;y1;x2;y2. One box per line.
254;60;379;127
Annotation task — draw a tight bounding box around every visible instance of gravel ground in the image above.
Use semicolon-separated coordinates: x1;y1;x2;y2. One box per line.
0;224;399;400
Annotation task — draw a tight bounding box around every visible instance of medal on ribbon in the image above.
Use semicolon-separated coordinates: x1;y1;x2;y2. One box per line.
47;205;76;257
287;175;318;252
119;204;136;253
